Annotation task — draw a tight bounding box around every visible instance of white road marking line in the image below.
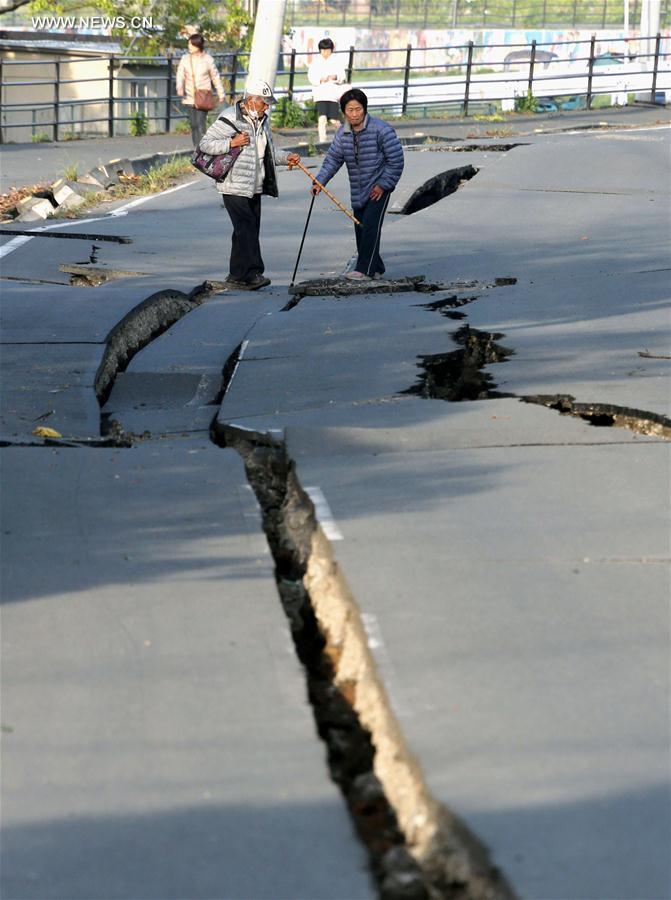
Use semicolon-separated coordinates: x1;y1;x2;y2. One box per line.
305;486;344;541
228;339;249;387
0;179;198;259
361;613;384;650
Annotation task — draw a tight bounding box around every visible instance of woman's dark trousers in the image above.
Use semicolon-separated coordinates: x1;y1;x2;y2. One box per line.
222;193;264;282
352;191;391;277
187;106;208;147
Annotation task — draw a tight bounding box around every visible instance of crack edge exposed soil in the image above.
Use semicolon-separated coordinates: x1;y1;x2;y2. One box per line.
211;362;514;899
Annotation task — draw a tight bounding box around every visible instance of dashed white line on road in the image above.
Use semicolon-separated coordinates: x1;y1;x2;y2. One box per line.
305;486;344;541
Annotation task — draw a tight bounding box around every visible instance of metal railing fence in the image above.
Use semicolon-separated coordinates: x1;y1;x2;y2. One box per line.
0;35;667;143
285;0;671;29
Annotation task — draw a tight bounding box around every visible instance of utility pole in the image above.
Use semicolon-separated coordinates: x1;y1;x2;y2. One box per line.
246;0;287;89
640;0;661;64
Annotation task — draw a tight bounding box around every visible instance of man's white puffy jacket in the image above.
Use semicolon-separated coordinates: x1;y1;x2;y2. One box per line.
199;102;291;198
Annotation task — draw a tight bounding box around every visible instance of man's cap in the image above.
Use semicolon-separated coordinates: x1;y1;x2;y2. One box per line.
244;76;277;104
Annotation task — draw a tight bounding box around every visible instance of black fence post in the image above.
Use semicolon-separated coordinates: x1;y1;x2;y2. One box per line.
165;52;172;133
53;59;60;142
402;43;412;115
464;41;474;115
650;32;661;102
586;34;596;108
108;56;115;137
0;56;4;145
346;45;355;84
288;49;296;100
528;39;537;95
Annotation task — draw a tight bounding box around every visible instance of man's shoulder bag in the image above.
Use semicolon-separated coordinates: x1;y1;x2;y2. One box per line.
192;116;243;182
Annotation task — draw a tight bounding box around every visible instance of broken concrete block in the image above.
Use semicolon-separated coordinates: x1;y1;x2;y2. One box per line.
51;178;99;199
128;153;163;176
78;170;107;189
78;165;118;189
54;188;86;210
52;180;99;210
107;157;134;178
16;195;56;221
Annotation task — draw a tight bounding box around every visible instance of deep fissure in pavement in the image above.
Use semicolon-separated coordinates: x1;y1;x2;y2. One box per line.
408;317;670;439
210;342;513;898
404;325;515;402
522;395;671;439
212;424;430;900
406;144;524;153
393;166;479;216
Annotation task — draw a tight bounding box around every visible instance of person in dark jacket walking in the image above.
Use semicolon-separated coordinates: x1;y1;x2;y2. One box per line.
311;88;404;280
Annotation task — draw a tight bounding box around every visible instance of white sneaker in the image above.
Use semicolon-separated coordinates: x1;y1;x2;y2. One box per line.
344;270;371;281
341;254;358;275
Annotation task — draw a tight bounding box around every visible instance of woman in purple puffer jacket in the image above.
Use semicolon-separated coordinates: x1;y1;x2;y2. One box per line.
312;88;404;281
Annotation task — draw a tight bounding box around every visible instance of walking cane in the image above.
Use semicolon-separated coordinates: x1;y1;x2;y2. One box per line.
290;192;316;287
290;159;360;226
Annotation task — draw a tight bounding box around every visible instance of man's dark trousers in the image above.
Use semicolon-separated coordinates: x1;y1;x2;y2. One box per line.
353;191;390;277
222;193;264;282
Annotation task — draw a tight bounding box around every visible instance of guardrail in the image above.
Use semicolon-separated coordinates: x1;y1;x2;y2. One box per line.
284;0;671;29
0;35;667;143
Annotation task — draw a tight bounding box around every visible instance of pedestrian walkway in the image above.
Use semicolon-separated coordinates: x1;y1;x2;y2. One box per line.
1;104;667;194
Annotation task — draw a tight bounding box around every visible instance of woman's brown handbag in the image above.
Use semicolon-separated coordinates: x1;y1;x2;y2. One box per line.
190;55;215;111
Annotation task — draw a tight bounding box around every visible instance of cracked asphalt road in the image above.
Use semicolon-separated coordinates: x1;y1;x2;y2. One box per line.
1;114;670;899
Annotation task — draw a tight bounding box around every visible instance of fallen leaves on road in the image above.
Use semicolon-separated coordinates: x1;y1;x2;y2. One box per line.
32;426;62;438
0;183;50;217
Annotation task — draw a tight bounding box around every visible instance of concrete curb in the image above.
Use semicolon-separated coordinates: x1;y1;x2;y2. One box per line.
13;149;193;223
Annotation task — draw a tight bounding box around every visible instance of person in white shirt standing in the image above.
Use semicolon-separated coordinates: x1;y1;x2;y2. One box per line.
308;38;346;144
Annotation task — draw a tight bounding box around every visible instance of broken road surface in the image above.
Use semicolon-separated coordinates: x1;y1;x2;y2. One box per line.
1;120;669;899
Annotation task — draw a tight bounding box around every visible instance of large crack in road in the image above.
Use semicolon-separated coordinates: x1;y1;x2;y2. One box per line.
211;414;513;900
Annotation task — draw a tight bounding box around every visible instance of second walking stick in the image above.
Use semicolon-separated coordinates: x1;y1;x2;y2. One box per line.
290;192;316;287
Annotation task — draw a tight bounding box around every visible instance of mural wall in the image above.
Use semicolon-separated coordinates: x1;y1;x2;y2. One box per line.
285;25;669;68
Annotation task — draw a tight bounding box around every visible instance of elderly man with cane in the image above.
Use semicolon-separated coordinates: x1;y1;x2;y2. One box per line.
311;88;404;281
199;76;300;291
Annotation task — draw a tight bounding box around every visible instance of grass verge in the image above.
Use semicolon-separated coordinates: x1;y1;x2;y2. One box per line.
52;155;194;219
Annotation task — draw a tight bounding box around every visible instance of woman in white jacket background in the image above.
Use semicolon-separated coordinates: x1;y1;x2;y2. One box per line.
308;38;346;143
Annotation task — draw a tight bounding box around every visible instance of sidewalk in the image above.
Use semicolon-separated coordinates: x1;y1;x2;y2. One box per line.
1;104;668;194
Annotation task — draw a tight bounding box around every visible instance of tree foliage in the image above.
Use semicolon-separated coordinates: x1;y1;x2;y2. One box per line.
26;0;253;54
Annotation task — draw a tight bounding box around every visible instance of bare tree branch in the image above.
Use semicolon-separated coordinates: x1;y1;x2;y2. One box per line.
0;0;33;13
